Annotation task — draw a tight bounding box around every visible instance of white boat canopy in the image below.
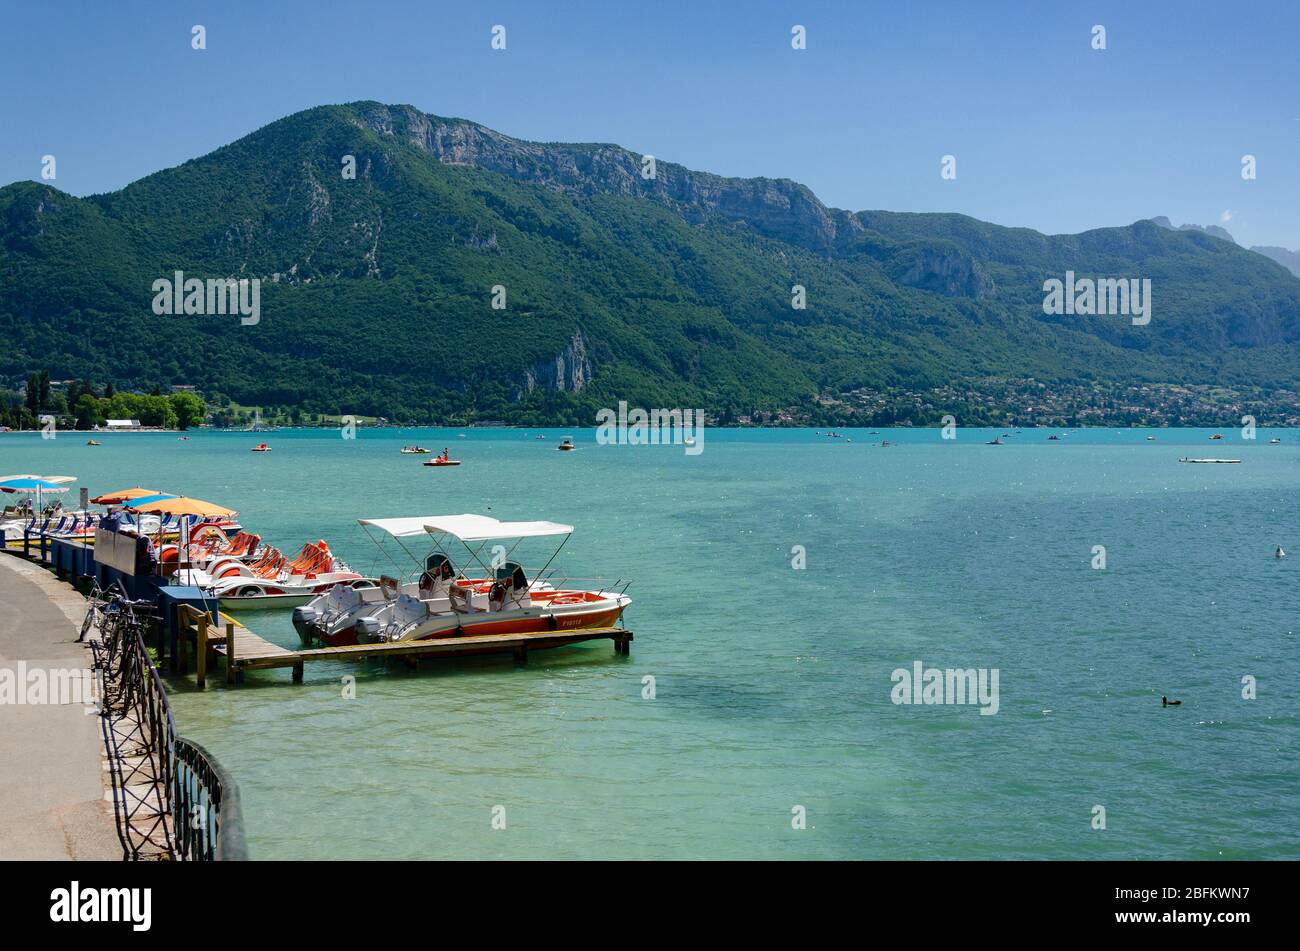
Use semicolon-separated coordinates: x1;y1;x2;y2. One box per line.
423;514;573;541
359;514;573;541
358;515;451;539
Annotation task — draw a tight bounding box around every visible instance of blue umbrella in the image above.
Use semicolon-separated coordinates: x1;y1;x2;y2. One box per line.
0;477;72;517
121;493;179;508
0;477;70;493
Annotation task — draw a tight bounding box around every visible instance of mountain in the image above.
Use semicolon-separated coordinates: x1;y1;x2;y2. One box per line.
3;101;1300;425
1148;216;1238;244
1150;216;1300;280
1251;246;1300;279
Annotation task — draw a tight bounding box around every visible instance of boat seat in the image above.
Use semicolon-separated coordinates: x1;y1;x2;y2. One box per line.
329;585;363;614
392;593;429;628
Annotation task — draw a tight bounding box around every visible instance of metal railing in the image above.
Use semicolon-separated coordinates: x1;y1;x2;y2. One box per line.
84;584;247;861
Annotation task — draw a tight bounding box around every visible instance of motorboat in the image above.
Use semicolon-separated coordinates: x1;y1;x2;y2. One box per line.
1269;438;1281;444
1179;457;1241;464
556;438;576;451
293;514;631;647
400;446;431;454
87;439;101;446
251;443;272;452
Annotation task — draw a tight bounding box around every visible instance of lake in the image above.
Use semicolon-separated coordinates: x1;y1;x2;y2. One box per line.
4;425;1297;859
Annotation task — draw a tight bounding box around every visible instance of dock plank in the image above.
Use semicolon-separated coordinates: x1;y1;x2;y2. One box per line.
206;616;631;678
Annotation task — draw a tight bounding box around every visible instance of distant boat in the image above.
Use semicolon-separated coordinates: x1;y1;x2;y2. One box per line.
987;436;1004;445
423;458;461;467
1269;437;1281;444
1276;546;1286;558
86;439;100;446
1048;435;1061;441
1179;457;1240;464
251;443;271;452
1210;434;1223;440
400;446;431;454
1146;435;1156;441
557;437;576;451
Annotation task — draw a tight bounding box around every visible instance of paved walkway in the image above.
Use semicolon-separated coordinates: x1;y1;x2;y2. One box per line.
0;554;120;859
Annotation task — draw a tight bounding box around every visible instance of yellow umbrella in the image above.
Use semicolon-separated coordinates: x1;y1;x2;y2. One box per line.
90;486;165;505
127;496;237;517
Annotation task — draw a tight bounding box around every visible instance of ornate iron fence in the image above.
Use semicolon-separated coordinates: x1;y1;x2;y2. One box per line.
86;585;247;860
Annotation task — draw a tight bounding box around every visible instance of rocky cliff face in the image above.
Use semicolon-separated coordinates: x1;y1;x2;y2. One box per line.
354;103;865;259
887;242;995;299
517;330;592;397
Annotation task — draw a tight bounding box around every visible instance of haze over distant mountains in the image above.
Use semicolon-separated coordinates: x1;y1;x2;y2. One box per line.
1;102;1299;424
1150;216;1300;279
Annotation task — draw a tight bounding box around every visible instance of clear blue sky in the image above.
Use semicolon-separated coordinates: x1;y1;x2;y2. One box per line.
2;0;1297;248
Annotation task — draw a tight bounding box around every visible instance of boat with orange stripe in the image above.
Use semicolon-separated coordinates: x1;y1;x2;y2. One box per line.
293;514;631;646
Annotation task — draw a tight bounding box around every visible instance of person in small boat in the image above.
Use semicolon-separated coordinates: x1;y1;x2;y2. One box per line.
441;448;449;462
1162;695;1181;707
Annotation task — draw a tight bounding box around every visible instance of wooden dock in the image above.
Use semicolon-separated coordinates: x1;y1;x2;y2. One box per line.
176;606;632;688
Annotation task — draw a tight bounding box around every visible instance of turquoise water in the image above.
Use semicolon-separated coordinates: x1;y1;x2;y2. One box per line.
4;426;1298;859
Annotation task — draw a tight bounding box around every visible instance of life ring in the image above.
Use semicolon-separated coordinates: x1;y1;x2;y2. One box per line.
235;585;264;598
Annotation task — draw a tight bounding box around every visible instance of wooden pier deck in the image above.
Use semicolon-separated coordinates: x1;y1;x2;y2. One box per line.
178;606;632;687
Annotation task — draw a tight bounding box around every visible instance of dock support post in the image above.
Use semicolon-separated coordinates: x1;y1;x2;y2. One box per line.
225;623;236;686
292;662;304;683
195;615;208;689
176;610;188;675
513;644;527;665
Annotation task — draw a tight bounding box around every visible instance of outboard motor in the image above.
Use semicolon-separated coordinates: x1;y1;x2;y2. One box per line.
355;616;384;644
292;606;321;644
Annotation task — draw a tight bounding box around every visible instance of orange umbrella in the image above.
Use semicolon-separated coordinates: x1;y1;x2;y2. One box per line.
90;486;165;505
126;496;237;517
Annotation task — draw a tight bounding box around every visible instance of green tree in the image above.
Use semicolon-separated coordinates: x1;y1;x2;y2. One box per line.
169;392;206;429
73;393;101;430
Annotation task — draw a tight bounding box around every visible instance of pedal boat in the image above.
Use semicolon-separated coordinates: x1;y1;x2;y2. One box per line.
176;539;368;608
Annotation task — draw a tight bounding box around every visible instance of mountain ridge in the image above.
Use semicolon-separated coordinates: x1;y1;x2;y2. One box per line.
2;101;1299;425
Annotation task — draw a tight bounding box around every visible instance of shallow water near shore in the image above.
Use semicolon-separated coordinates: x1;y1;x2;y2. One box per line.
4;426;1298;859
